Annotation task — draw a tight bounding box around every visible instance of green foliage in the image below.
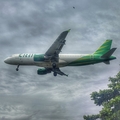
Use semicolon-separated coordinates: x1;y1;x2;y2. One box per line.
91;89;114;106
83;71;120;120
83;114;99;120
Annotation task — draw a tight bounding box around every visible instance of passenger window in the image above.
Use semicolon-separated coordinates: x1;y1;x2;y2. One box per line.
19;54;22;57
31;54;34;57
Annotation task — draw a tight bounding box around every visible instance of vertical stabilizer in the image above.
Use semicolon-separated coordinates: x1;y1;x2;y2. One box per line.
94;40;112;55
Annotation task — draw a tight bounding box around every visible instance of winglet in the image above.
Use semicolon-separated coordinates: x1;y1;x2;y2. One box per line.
67;29;71;32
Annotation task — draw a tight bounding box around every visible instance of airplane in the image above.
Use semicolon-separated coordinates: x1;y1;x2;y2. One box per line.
4;29;117;77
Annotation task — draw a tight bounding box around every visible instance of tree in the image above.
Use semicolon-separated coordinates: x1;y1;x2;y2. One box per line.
83;72;120;120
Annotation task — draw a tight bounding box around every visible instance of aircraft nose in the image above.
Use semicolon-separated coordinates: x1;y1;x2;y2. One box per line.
4;58;11;64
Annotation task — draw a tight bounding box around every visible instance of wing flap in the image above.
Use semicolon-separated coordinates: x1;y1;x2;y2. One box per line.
53;68;68;77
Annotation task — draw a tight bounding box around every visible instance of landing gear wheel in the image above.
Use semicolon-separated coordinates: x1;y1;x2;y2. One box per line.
16;68;19;71
53;72;57;76
16;65;19;71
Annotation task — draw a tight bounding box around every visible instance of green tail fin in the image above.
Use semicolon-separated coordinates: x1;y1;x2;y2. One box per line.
94;40;112;55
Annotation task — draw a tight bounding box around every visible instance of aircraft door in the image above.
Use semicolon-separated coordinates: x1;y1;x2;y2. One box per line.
19;54;23;63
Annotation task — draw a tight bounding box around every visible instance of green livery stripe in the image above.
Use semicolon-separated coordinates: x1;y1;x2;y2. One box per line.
74;55;90;62
68;61;96;66
67;54;111;66
94;40;112;55
68;55;94;66
34;54;45;61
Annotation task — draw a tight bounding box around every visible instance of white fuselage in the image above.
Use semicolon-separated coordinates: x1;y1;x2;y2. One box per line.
4;53;87;68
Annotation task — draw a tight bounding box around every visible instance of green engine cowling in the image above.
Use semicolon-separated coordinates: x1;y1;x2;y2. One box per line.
37;68;51;75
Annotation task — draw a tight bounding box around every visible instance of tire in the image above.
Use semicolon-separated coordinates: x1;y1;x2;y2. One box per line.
16;68;18;71
53;72;57;76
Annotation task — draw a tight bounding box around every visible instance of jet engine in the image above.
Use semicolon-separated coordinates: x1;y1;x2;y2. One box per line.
37;68;51;75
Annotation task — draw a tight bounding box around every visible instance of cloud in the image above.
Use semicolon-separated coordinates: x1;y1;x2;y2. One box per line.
0;0;120;120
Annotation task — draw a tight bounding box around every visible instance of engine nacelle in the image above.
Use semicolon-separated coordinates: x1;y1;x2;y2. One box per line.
37;68;51;75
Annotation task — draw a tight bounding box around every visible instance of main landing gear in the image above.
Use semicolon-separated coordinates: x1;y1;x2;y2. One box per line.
53;72;57;76
52;63;57;76
52;63;56;68
16;65;19;71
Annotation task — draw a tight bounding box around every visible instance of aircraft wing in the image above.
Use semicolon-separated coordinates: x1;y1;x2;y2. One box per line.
44;29;70;77
45;29;70;61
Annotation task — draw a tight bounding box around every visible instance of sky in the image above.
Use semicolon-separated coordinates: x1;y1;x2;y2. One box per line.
0;0;120;120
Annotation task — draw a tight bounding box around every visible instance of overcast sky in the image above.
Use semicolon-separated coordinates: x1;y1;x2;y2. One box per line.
0;0;120;120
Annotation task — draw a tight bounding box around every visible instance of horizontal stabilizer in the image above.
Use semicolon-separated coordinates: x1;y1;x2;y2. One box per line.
101;48;117;58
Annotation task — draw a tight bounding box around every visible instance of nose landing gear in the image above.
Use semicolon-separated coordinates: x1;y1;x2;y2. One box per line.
16;65;19;71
